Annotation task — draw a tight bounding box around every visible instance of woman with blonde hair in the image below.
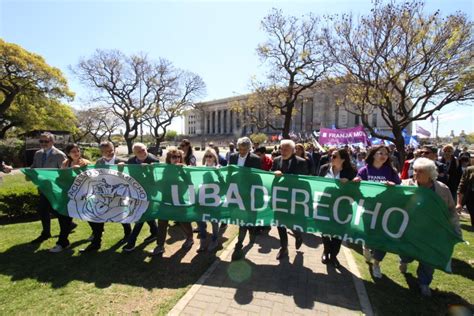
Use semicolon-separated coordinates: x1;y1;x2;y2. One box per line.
151;147;194;255
197;147;223;252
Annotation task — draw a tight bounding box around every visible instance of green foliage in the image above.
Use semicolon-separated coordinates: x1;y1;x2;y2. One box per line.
165;130;178;141
82;147;101;161
249;133;268;145
0;39;75;137
0;174;38;218
0;138;25;166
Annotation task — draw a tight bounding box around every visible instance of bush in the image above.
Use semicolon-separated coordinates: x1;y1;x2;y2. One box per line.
0;186;39;218
0;138;25;167
82;147;101;161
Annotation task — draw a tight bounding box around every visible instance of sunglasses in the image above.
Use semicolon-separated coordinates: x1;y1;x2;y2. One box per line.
39;140;50;144
171;155;181;159
204;155;214;158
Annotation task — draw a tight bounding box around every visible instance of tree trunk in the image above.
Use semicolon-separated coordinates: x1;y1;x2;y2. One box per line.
282;104;294;139
125;137;133;155
392;128;406;168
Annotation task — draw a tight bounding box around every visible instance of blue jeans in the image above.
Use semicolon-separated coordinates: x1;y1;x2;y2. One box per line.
400;256;435;286
197;221;218;241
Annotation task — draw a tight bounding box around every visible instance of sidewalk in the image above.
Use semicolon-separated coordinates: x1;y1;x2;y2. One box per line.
169;229;373;316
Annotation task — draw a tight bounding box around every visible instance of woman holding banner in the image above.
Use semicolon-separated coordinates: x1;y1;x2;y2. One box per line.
196;147;222;252
49;144;91;253
318;148;357;268
151;147;194;255
401;157;461;296
354;145;401;278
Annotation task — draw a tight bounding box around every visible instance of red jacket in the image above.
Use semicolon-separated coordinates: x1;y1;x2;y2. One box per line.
261;154;273;171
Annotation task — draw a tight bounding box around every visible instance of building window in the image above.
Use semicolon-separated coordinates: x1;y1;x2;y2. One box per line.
212;112;216;134
223;110;227;133
372;112;377;127
355;115;360;125
207;114;210;134
230;111;233;132
217;111;221;133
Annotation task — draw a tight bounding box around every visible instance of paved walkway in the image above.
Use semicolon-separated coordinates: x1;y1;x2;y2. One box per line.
169;229;373;316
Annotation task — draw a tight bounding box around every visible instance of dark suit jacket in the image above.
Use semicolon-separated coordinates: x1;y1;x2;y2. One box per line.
318;163;357;180
95;156;127;165
31;146;66;168
127;153;160;165
228;152;262;170
271;154;309;175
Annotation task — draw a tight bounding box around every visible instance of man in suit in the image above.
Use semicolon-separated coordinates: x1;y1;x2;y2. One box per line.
80;141;132;252
122;143;160;252
229;137;263;261
30;132;68;244
271;139;309;260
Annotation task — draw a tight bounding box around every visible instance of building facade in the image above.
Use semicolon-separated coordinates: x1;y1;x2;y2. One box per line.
184;88;412;145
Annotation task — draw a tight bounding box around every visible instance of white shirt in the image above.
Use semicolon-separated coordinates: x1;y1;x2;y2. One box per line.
103;156;116;165
325;166;341;179
237;155;247;167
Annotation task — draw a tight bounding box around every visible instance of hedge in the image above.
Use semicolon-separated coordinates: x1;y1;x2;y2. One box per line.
0;185;39;218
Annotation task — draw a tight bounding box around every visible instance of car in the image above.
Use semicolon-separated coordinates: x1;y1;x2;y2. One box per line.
147;146;163;157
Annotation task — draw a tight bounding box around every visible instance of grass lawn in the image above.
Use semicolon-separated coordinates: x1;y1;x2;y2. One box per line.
0;172;36;192
0;219;237;314
351;217;473;316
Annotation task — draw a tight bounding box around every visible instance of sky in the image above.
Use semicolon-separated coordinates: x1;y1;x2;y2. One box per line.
1;0;473;137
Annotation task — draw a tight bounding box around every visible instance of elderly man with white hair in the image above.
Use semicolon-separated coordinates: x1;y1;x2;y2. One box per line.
122;142;160;252
271;139;309;260
229;137;263;261
400;157;461;297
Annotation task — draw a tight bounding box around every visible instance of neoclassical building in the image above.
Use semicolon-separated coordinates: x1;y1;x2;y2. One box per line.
184;88;412;145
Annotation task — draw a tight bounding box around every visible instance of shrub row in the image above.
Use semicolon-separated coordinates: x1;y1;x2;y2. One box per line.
0;185;39;218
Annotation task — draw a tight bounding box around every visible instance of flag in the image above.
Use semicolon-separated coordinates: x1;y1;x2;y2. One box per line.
416;125;431;137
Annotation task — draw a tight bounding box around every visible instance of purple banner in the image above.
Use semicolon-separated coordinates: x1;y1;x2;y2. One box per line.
318;126;368;145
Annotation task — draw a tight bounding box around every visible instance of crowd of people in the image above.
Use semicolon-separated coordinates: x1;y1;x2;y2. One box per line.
2;131;473;297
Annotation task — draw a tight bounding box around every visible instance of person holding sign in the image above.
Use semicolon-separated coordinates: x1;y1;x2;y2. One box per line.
400;157;461;296
354;145;401;278
318;148;357;268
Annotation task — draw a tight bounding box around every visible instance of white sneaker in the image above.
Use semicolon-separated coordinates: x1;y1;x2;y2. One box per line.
208;239;219;251
399;262;408;274
372;263;382;279
363;247;372;263
49;244;67;253
182;238;194;249
420;285;432;297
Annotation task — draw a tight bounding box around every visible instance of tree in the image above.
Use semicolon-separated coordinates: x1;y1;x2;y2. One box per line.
249;133;268;145
322;0;473;162
73;50;205;153
74;107;121;144
0;93;77;138
142;63;205;147
234;9;330;139
0;39;74;137
164;130;178;142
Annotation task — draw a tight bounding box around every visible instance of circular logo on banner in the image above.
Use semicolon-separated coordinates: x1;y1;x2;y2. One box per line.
67;168;149;223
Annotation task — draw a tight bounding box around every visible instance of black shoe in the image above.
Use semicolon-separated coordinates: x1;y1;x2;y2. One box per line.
30;234;51;244
122;242;136;252
70;222;78;232
119;234;130;244
331;257;341;269
79;243;101;253
231;247;244;261
276;248;288;260
295;236;303;249
143;235;157;243
321;253;329;264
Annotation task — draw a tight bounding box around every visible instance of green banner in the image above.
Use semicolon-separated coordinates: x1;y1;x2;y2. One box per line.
21;164;462;271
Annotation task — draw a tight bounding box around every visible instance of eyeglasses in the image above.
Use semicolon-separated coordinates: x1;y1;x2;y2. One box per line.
419;151;431;155
39;140;50;144
375;152;388;156
204;155;214;158
331;154;339;159
171;155;181;159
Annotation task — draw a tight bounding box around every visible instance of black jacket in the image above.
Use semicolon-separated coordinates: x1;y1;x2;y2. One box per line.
228;152;262;169
127;153;160;165
318;163;357;180
271;154;309;175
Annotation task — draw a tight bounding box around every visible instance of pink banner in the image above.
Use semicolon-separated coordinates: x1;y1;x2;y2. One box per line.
318;126;368;145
